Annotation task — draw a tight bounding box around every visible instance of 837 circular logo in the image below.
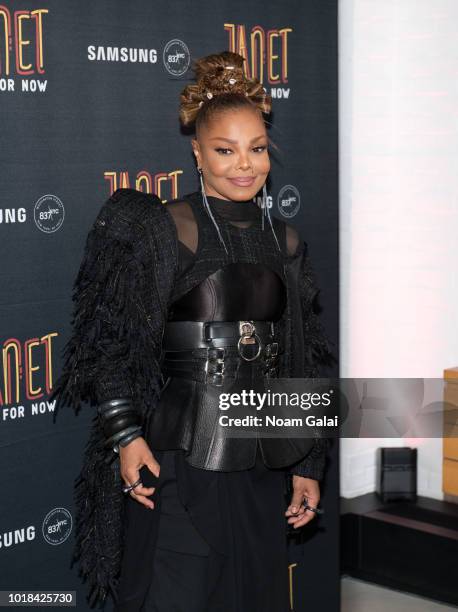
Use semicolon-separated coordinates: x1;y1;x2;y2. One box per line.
278;185;300;218
34;194;64;233
163;39;191;76
42;507;72;545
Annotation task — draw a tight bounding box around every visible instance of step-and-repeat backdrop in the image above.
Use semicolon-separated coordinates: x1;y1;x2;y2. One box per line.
0;1;339;610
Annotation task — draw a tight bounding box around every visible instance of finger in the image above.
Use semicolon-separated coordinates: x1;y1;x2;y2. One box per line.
146;459;160;479
289;509;316;529
302;495;320;510
130;491;154;510
130;489;155;510
285;490;304;516
288;505;316;526
285;504;306;518
285;492;320;518
287;507;313;524
123;466;141;486
132;483;156;497
122;469;155;498
123;469;156;497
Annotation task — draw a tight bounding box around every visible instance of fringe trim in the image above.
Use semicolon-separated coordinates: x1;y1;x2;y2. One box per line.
71;417;123;609
299;243;338;377
284;242;337;480
50;216;165;608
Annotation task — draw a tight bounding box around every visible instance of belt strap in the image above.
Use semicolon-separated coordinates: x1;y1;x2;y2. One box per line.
162;347;280;386
163;320;275;351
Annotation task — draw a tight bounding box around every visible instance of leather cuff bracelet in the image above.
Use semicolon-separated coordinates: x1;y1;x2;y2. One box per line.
98;397;132;415
101;411;142;439
97;397;143;451
113;429;144;454
98;403;136;421
105;425;143;449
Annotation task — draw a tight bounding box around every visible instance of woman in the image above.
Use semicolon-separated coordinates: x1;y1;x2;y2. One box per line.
51;51;335;612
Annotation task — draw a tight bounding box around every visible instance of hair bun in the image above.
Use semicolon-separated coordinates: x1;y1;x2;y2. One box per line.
194;51;245;85
179;51;271;128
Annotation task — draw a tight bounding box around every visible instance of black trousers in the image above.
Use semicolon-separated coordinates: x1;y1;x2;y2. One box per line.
116;420;290;612
140;450;211;612
136;446;289;612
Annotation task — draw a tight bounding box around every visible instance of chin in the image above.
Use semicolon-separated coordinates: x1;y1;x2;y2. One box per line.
228;190;257;201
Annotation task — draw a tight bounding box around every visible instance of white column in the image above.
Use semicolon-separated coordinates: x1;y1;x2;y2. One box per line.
339;0;458;499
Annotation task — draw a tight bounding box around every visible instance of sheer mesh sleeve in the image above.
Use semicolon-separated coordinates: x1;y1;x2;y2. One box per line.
285;222;301;257
166;199;199;277
166;200;198;252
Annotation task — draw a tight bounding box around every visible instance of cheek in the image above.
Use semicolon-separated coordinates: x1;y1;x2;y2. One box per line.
207;155;233;177
256;154;270;175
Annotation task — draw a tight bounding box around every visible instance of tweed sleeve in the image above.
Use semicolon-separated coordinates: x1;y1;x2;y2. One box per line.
50;189;170;424
288;241;336;481
48;190;177;608
288;439;330;480
297;241;336;378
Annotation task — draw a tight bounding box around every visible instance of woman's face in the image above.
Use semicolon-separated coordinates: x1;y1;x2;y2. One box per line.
192;107;270;201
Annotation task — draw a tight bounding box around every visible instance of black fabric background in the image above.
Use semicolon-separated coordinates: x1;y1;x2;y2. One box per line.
0;1;339;610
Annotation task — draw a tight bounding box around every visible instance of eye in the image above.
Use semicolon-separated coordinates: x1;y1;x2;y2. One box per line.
253;145;267;153
215;148;233;155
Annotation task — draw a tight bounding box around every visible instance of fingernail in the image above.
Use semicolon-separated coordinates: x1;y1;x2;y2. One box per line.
291;506;297;513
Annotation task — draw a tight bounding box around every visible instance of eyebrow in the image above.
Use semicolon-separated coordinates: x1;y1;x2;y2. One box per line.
209;135;267;143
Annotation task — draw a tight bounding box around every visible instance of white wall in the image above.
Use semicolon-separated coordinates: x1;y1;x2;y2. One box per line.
339;0;458;500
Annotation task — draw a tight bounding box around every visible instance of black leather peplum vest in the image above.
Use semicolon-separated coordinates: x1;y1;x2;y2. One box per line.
147;191;312;471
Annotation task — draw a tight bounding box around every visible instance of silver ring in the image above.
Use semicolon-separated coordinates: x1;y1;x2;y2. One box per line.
303;503;324;515
237;333;262;361
122;478;142;494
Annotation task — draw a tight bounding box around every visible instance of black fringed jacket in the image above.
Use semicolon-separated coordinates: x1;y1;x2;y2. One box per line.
50;188;336;608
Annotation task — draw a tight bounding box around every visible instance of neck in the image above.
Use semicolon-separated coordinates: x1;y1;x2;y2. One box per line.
200;191;259;221
206;194;254;205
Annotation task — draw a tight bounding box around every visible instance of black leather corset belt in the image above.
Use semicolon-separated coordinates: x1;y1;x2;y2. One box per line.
163;261;286;387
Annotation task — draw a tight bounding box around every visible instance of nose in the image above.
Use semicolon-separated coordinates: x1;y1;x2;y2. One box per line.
237;153;253;172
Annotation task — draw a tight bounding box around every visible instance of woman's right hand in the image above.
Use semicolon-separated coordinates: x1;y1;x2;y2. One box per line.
119;437;160;509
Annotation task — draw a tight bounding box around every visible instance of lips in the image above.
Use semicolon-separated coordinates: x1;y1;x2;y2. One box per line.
228;177;256;187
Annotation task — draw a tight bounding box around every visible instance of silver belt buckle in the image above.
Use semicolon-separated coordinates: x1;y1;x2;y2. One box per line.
264;341;279;357
205;346;225;386
237;320;262;362
263;341;280;377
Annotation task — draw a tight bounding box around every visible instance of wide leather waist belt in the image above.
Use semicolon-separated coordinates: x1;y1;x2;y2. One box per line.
162;320;281;386
163;320;276;350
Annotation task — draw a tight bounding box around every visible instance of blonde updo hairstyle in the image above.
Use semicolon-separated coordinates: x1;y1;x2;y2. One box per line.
179;50;272;135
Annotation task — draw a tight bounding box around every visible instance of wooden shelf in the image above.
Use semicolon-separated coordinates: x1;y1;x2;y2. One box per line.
443;367;458;495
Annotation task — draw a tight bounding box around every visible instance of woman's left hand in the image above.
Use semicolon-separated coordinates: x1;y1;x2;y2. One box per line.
285;475;320;529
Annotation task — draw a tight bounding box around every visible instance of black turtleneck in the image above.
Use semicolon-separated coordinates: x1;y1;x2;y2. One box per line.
205;194;260;222
177;194;261;276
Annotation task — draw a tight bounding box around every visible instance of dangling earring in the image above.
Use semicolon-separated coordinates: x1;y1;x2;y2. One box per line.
262;182;281;251
198;167;229;255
